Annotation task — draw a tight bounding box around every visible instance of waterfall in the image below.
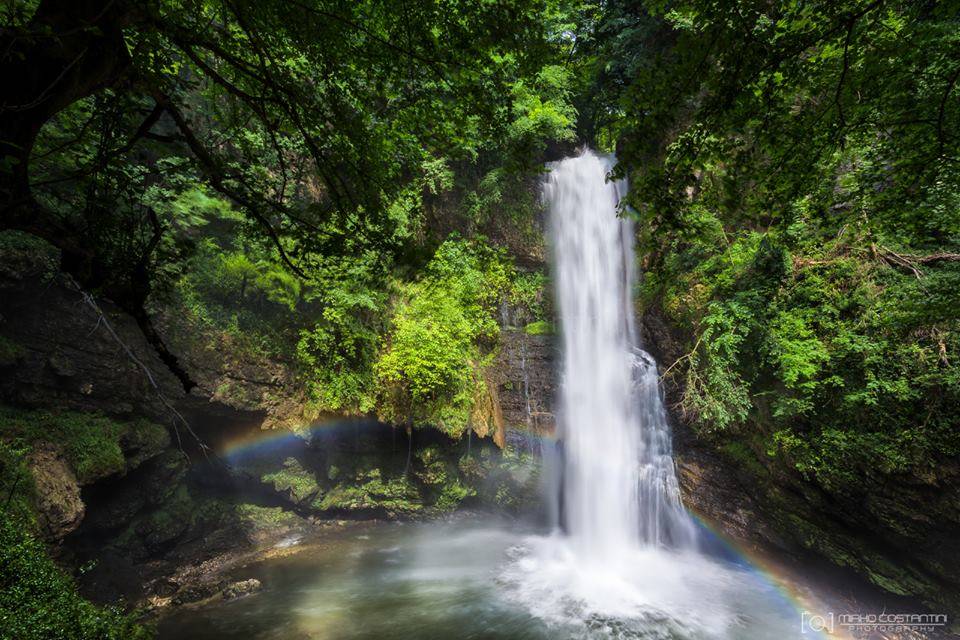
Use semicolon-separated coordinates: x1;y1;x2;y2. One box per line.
544;149;696;559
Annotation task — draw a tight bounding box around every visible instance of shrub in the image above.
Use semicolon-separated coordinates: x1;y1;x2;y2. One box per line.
0;514;151;640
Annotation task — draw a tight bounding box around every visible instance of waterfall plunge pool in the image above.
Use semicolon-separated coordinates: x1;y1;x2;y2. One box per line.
157;517;825;640
159;151;833;639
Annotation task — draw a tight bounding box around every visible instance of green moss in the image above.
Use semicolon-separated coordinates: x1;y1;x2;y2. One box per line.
234;503;302;529
0;440;37;529
523;320;553;335
415;446;476;511
315;469;423;516
718;441;767;478
414;446;448;485
0;336;26;367
435;480;474;511
261;457;320;502
0;513;150;640
0;406;165;483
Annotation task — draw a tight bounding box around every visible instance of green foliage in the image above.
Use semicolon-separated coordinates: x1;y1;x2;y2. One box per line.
10;0;578;322
463;168;542;228
683;301;753;432
591;0;960;496
509;271;551;325
524;321;553;336
296;254;389;414
0;417;152;640
176;235;302;344
375;237;512;435
652;220;960;485
507;64;578;167
315;469;423;517
261;458;320;503
0;406;165;484
168;188;541;427
415;446;476;511
0;514;150;640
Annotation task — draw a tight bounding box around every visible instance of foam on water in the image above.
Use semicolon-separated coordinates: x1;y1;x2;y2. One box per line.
496;149;765;637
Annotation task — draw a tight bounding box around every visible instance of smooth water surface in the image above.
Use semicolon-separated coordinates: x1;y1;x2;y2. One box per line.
158;519;815;640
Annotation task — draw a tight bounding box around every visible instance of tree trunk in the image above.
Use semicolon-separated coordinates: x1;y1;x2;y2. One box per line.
0;0;196;392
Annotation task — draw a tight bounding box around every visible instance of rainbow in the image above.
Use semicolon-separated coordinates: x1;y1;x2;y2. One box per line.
218;417;386;461
688;512;851;639
216;421;849;638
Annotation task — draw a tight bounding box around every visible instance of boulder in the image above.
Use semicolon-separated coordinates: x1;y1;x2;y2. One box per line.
27;444;84;541
221;578;261;600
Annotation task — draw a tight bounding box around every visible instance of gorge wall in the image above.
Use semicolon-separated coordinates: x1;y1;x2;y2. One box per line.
3;227;956;621
641;305;960;621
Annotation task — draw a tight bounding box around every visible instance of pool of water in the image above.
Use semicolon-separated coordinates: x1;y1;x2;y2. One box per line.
157;518;824;640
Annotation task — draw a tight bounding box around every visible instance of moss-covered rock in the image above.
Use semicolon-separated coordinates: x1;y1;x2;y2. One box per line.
136;484;194;553
315;469;424;517
415;445;476;511
26;444;84;541
0;230;58;283
0;406;168;484
0;406;171;545
261;457;321;504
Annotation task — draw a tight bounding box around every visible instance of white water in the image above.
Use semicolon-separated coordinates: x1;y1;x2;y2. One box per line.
159;150;831;640
544;149;696;556
496;150;777;638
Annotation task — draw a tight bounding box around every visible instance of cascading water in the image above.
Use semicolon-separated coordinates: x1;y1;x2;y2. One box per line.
161;148;831;640
491;150;822;639
544;149;696;556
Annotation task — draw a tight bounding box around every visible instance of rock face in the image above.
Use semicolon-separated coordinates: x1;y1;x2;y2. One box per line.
27;445;85;541
494;330;557;434
641;305;960;618
0;274;183;422
156;307;305;430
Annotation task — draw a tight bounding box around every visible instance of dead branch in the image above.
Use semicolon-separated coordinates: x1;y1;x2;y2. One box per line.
659;332;705;383
63;275;214;460
873;244;960;279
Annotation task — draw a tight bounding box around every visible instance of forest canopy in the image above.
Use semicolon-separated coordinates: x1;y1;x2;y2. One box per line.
583;0;960;496
0;0;575;389
3;0;958;450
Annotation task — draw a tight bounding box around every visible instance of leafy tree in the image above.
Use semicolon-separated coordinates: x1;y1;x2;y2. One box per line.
588;0;960;491
375;237;512;435
0;0;570;389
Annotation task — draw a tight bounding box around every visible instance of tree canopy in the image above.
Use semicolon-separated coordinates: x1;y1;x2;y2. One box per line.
0;0;571;388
